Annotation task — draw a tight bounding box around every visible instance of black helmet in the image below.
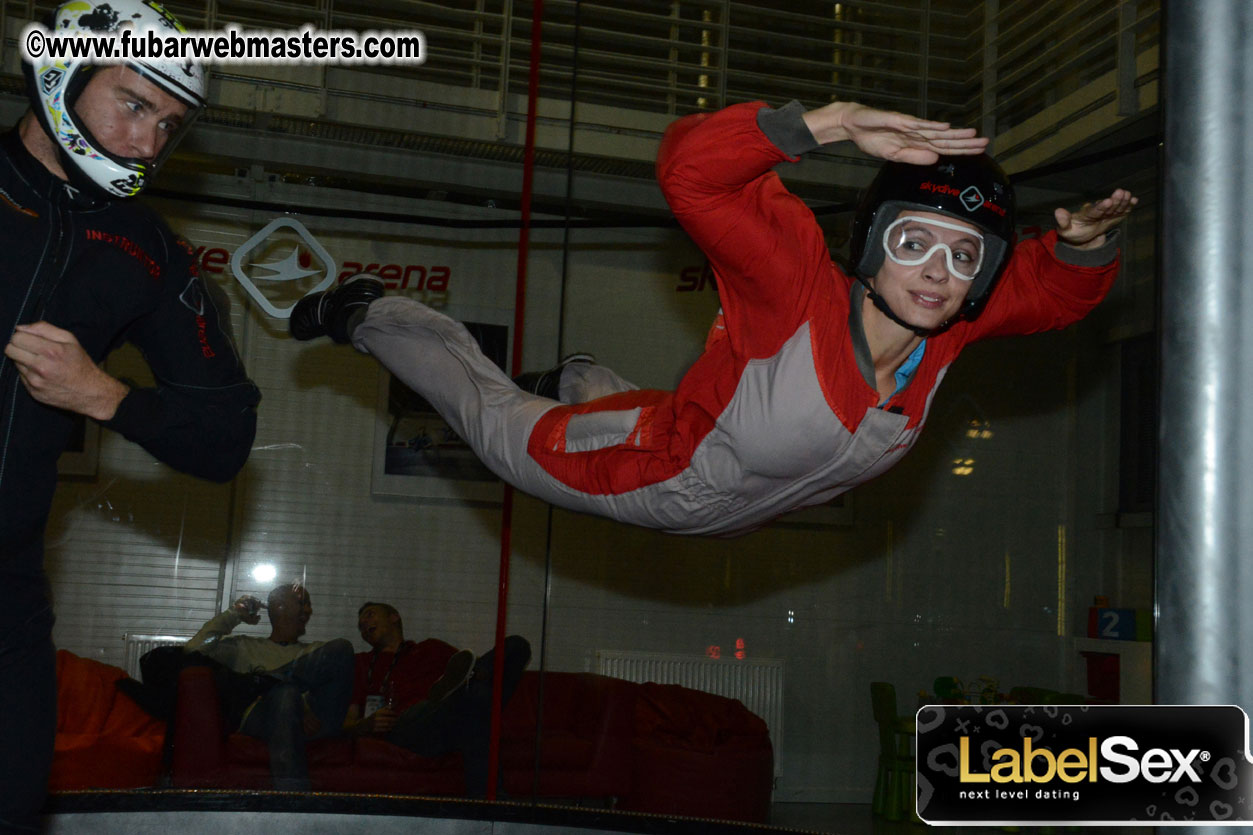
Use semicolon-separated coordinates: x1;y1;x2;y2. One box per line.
851;154;1015;319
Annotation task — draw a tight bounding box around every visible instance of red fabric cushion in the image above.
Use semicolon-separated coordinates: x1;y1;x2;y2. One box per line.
55;650;163;737
624;682;774;822
307;737;355;766
51;650;166;790
223;732;270;764
633;682;769;754
499;732;595;770
501;672;586;735
353;737;460;771
49;735;164;791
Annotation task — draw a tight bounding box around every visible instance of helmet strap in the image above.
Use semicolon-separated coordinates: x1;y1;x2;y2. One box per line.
855;276;941;337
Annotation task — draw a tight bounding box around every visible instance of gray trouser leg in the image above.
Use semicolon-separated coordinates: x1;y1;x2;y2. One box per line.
353;298;559;496
353;297;673;527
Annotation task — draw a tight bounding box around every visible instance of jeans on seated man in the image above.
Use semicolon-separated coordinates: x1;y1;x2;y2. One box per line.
184;582;353;790
345;601;532;796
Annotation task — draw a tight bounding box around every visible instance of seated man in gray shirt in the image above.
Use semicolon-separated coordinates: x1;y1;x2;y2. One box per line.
185;582;353;790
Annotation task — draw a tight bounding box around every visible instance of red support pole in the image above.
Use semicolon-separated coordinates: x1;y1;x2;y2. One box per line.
488;0;544;802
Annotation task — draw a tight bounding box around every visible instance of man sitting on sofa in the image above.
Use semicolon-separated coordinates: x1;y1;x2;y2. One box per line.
185;582;354;790
345;601;531;796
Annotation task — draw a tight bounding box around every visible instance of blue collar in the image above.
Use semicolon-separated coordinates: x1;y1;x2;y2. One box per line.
879;339;926;407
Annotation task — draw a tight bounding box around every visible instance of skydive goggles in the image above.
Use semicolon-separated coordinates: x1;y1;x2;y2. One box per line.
882;215;985;280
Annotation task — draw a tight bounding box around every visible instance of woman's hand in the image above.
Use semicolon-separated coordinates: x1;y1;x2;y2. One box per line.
1055;189;1138;249
803;101;988;164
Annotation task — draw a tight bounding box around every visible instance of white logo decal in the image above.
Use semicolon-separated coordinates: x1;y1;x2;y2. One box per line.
959;185;985;213
230;218;334;319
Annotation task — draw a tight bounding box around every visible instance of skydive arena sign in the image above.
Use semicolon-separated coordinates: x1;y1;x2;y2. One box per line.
917;705;1253;825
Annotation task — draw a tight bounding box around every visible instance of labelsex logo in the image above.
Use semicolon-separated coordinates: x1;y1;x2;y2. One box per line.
959;735;1206;784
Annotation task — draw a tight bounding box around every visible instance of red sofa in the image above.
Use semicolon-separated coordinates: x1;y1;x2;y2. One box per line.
167;664;774;822
170;666;637;800
619;682;775;823
50;650;167;792
499;670;639;800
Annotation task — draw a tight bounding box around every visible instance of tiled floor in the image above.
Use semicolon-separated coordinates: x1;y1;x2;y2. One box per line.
45;794;829;835
770;802;893;833
769;802;1146;835
44;796;1146;834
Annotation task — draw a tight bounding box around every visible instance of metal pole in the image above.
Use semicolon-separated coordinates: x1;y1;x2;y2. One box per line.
980;0;999;145
918;0;930;118
496;0;514;140
1158;0;1253;716
1117;0;1141;118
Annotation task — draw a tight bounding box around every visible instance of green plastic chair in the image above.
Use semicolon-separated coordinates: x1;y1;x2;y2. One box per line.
1042;691;1088;705
933;675;964;703
870;681;918;822
1006;685;1060;704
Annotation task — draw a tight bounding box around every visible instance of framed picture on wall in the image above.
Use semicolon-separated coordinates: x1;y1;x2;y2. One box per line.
57;413;101;480
370;321;508;503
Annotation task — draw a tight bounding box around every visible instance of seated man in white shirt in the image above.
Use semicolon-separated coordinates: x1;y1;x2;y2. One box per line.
185;582;353;790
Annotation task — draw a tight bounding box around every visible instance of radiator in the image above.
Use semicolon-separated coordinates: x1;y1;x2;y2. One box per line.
596;650;784;778
123;633;191;681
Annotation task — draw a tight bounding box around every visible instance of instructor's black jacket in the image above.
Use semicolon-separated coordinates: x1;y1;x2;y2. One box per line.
0;127;260;588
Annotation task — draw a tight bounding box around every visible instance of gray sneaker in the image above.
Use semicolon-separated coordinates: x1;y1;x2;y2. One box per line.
289;273;384;343
426;649;476;705
513;353;596;399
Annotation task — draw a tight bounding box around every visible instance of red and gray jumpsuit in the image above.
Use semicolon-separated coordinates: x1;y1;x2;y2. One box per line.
354;101;1119;537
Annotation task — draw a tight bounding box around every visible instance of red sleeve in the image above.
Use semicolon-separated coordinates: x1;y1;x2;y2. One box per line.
957;231;1121;343
657;102;834;359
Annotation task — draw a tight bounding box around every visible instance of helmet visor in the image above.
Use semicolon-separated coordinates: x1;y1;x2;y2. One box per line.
65;63;201;195
882;215;985;281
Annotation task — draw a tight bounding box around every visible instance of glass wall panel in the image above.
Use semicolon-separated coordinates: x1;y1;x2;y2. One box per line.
10;0;1159;830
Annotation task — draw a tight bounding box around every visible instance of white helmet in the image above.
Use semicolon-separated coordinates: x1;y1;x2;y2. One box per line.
24;0;206;198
